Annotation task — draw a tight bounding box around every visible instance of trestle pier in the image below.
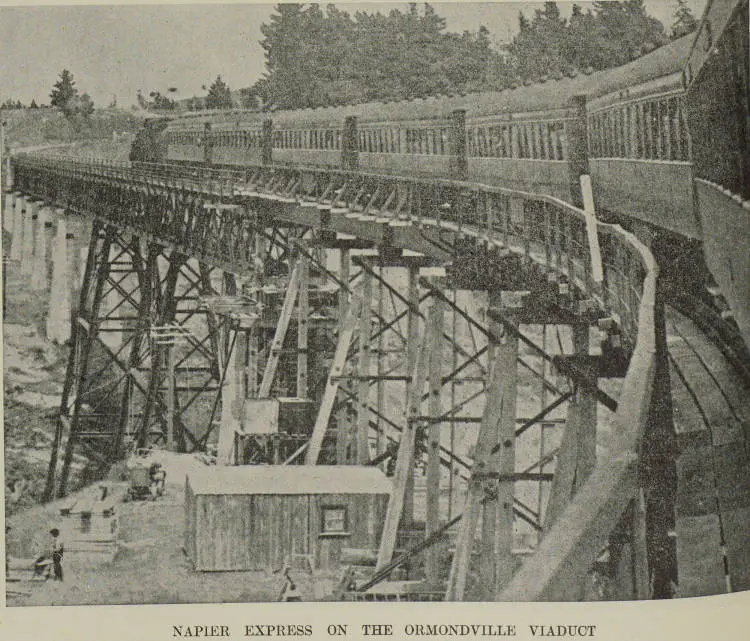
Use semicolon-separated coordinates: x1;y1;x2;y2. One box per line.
7;154;670;601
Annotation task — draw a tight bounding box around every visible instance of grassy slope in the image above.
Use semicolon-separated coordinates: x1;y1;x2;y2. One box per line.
3;107;144;153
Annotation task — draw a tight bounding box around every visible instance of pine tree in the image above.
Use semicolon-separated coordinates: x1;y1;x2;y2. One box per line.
30;99;38;109
510;2;568;79
671;0;698;39
50;69;79;116
205;75;233;109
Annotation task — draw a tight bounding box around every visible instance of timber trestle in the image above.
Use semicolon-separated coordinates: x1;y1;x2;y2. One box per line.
9;154;674;601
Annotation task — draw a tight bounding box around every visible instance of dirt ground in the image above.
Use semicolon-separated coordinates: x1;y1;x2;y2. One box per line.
6;451;340;606
3;237;73;515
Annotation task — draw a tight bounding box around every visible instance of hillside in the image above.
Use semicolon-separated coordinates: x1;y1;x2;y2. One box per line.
2;107;144;151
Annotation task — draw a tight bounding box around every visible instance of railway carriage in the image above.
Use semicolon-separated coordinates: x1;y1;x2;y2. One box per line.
130;0;749;353
143;30;698;221
584;35;697;238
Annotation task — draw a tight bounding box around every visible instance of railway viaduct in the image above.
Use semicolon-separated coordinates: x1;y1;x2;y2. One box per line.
2;0;748;599
4;153;684;601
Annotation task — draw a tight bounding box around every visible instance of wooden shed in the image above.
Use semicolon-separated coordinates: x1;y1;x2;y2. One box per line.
184;466;392;571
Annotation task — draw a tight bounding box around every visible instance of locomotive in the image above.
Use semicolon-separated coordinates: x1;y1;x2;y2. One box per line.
130;0;749;347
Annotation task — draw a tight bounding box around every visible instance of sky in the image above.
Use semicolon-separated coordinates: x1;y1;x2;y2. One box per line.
0;1;707;108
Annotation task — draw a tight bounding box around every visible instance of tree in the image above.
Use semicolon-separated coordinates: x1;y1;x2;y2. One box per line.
205;75;233;109
671;0;698;39
30;99;38;109
50;69;79;116
590;1;667;68
509;2;568;79
78;92;95;117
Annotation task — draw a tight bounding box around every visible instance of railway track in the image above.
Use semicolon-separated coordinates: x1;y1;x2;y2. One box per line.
666;307;750;597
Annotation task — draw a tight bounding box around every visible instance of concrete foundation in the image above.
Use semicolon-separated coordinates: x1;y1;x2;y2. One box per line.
9;194;24;261
46;214;71;344
20;200;36;279
31;205;49;291
3;190;14;234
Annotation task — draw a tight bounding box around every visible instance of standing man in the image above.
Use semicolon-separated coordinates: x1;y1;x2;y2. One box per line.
49;528;64;581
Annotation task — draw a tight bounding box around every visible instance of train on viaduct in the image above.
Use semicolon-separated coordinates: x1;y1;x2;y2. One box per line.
3;0;749;604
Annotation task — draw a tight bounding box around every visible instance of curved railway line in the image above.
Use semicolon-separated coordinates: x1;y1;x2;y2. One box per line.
3;0;748;604
5;150;748;601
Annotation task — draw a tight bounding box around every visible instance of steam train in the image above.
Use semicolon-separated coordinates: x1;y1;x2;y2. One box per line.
130;0;749;346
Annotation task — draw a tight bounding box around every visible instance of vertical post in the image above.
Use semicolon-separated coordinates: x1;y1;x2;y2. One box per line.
3;190;14;234
449;290;458;519
20;199;35;278
449;109;468;181
217;327;238;465
481;289;501;597
425;295;444;587
203;122;213;167
375;260;385;462
46;214;71;344
166;341;176;450
494;317;519;597
376;303;435;570
356;268;373;464
10;194;23;260
297;252;309;398
573;323;596;490
403;264;420;525
246;324;258;399
262;119;273;167
336;248;351;464
580;175;604;286
538;324;550;544
342;116;359;172
567;95;590;208
31;205;49;291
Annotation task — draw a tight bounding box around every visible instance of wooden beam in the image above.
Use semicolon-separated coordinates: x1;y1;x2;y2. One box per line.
488;308;618;412
297;253;309;398
446;354;508;601
336;248;351;464
425;297;444;587
375;300;437;570
544;398;579;528
572;324;596;491
356;269;373;464
544;325;596;532
494;328;519;597
258;262;301;397
480;290;501;598
498;338;656;601
403;264;420;525
305;289;362;465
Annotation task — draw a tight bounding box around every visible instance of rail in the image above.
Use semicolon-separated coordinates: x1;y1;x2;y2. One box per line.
10;152;658;599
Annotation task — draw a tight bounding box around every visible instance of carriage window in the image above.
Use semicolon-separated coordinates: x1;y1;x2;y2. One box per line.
321;506;348;534
467;128;475;157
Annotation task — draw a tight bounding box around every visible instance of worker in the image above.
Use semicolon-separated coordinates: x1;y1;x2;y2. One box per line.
149;462;166;499
49;528;64;581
